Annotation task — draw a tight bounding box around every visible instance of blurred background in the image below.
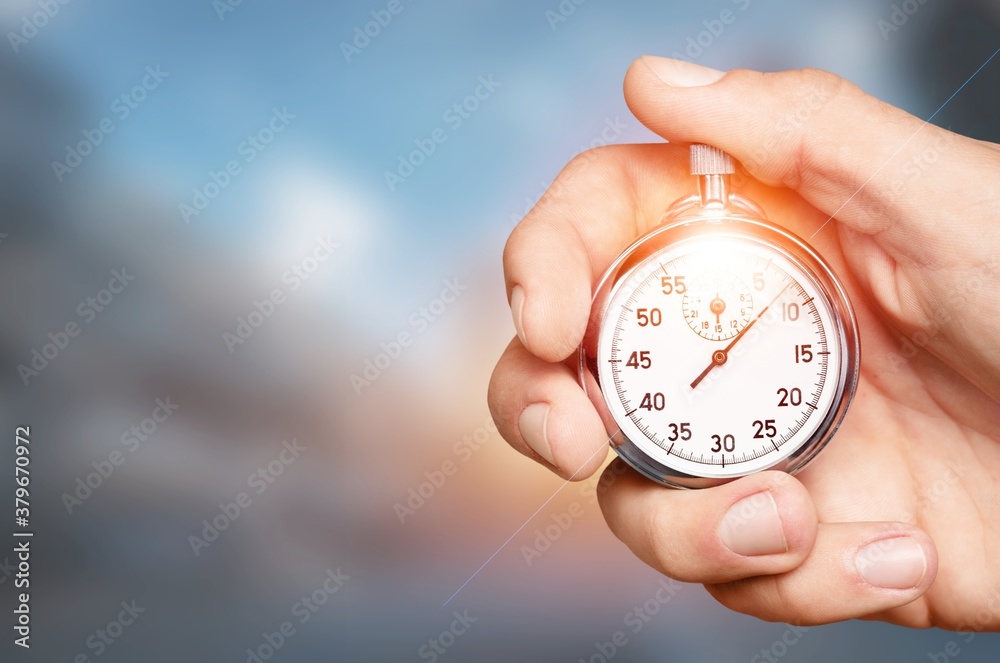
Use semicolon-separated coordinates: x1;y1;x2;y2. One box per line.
0;0;998;660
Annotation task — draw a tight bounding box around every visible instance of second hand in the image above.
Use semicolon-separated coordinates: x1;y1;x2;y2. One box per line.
689;281;792;390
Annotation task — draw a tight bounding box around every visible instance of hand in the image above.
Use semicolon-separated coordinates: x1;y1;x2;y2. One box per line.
488;56;1000;628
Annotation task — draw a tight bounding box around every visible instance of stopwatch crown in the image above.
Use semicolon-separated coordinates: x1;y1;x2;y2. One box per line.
690;144;735;176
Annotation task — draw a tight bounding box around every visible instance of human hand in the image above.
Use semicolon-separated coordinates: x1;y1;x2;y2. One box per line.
488;56;1000;627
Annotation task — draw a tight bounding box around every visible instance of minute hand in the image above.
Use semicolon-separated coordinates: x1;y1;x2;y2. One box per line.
689;283;792;390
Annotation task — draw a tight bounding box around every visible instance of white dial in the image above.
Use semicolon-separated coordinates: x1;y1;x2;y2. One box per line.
596;235;845;479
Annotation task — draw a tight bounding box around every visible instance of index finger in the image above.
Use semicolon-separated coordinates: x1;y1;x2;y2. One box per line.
503;143;691;362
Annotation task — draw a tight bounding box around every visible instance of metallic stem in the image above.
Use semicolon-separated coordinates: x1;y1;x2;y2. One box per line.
698;173;730;209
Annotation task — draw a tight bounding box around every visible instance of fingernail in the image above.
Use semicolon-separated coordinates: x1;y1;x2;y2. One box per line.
856;536;927;589
718;492;788;556
510;285;526;346
519;403;554;465
640;56;726;87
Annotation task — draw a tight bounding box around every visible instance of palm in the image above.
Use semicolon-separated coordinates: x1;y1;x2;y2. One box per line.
724;194;1000;629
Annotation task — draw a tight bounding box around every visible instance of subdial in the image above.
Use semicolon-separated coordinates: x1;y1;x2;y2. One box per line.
681;271;754;341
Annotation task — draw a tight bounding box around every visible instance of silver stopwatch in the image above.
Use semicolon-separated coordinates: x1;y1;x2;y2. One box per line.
580;145;860;489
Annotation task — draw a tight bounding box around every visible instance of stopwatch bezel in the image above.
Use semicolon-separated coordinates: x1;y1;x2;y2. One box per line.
579;213;860;489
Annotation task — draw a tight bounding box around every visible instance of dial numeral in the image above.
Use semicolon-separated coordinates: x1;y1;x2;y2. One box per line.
661;275;687;295
777;387;803;407
637;308;662;327
626;351;651;369
782;302;800;321
752;419;777;438
667;423;691;442
795;344;814;363
710;433;736;453
753;272;765;291
639;392;665;411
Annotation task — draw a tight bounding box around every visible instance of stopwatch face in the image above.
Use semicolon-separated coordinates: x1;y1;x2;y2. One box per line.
580;216;859;489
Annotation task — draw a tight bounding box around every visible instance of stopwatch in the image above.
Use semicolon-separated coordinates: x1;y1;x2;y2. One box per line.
579;145;859;489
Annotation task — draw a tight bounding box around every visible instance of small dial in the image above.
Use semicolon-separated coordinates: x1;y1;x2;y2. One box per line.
681;271;754;341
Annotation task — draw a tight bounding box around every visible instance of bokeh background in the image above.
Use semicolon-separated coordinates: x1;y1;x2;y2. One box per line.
1;0;999;661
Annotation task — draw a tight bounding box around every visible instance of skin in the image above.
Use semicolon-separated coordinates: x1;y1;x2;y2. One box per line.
488;58;1000;628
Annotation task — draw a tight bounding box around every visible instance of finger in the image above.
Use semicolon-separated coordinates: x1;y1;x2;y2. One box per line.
598;466;818;583
623;57;1000;394
488;337;609;479
504;144;691;362
708;521;938;626
622;57;985;251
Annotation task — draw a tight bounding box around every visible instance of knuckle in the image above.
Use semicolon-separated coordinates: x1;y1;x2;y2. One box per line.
561;144;632;189
749;67;853;190
719;67;767;88
793;67;847;96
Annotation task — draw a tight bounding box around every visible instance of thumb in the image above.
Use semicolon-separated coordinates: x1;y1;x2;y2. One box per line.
622;57;982;250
